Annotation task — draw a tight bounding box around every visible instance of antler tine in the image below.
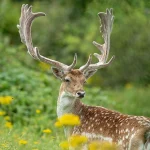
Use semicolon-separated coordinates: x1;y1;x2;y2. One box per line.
79;54;92;72
17;4;77;72
80;8;115;72
68;53;77;70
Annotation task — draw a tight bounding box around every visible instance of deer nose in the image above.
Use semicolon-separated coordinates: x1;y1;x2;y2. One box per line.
76;91;85;98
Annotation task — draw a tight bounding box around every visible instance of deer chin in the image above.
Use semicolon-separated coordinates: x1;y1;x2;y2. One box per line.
63;90;85;99
63;90;84;99
63;91;76;98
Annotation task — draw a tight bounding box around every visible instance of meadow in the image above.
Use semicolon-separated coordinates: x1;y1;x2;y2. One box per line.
0;44;150;149
0;0;150;149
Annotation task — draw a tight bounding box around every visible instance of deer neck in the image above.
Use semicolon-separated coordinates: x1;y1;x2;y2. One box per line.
57;84;83;118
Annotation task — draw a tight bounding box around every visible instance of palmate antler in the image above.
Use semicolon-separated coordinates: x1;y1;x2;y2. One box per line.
17;4;77;73
17;5;114;74
80;9;115;72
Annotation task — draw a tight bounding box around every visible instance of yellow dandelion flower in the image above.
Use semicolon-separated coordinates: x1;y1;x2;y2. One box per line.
60;135;88;149
36;109;41;114
89;141;117;150
89;141;101;150
100;142;117;150
0;96;13;105
43;129;52;134
69;135;88;148
59;141;69;149
54;121;63;127
19;139;28;145
5;122;13;128
0;111;6;116
4;116;10;121
56;113;80;127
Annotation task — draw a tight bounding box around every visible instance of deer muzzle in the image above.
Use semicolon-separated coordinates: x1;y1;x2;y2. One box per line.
76;91;85;98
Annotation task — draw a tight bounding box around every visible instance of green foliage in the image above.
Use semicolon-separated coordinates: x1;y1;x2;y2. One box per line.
0;40;150;125
0;0;150;149
0;0;150;87
0;44;150;149
0;39;58;125
86;85;150;117
0;42;150;149
0;117;62;150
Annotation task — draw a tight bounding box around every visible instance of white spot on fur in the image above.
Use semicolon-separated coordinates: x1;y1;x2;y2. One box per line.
126;135;129;139
82;132;112;142
128;132;136;150
131;127;134;132
125;129;129;132
118;140;123;145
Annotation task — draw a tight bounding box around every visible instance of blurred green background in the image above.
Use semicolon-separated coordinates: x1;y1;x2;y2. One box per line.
0;0;150;149
1;0;150;87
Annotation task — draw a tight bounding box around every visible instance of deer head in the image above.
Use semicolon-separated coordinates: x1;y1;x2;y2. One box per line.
17;4;115;99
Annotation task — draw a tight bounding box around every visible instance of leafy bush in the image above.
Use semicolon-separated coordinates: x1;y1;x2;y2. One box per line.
0;0;150;87
1;40;150;126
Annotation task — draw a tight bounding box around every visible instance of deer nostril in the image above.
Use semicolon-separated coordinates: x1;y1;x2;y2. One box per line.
77;91;85;98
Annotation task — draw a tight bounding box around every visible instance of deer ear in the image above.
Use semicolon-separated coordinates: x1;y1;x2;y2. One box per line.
83;70;97;79
51;67;65;80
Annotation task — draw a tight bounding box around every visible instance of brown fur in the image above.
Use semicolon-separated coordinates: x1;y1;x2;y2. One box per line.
59;69;86;97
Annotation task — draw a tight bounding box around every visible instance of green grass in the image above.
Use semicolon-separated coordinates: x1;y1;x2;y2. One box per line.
85;86;150;116
0;44;150;150
0;117;62;150
0;86;150;149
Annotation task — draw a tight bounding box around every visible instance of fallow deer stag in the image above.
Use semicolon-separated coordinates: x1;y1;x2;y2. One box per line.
17;4;150;150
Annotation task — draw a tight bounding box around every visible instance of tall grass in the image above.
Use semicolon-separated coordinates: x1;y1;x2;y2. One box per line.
0;36;149;150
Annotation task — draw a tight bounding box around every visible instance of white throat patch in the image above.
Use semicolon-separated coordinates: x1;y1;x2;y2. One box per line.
57;91;76;117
